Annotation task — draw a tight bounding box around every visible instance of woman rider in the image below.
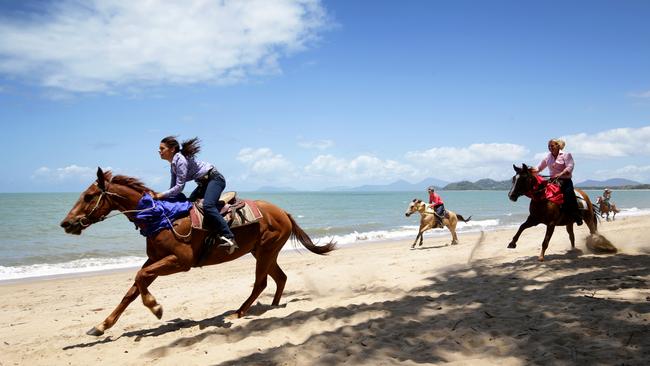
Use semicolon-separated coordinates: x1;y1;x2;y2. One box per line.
154;136;238;253
535;138;583;226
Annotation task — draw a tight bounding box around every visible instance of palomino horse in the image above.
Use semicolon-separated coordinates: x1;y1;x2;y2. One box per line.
507;164;612;261
405;199;472;248
60;168;336;336
596;196;620;221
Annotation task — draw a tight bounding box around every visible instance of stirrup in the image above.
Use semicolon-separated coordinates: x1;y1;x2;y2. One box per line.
218;236;239;254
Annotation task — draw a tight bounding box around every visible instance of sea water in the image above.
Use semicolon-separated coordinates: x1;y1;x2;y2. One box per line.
1;190;649;281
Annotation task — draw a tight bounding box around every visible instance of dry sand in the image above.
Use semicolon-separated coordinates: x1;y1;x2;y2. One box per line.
1;215;649;365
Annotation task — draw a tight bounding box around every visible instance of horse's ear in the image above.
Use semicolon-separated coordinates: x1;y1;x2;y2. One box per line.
97;167;106;191
522;163;528;170
412;198;417;202
513;164;521;173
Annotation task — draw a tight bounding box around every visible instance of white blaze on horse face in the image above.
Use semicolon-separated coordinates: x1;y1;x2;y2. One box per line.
508;174;520;200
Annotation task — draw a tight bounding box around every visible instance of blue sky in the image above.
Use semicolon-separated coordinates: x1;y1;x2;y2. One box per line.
1;0;649;193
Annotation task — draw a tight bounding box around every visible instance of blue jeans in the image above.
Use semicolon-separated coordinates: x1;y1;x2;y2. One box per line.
190;171;234;239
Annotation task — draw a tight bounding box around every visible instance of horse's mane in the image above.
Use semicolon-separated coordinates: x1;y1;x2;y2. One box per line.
110;174;152;193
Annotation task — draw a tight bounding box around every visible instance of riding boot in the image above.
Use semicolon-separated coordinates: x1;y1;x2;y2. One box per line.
218;236;239;255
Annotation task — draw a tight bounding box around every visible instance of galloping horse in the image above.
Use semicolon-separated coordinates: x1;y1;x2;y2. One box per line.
596;196;620;221
507;164;609;261
60;168;336;336
405;199;472;248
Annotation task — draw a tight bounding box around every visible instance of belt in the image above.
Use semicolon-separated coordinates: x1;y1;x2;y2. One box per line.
197;168;222;184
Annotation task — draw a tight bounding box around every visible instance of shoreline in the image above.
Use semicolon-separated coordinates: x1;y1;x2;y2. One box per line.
2;211;650;284
1;215;648;365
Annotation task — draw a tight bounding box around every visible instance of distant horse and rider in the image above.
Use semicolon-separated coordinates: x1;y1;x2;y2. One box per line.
507;164;616;261
60;168;336;336
404;199;472;248
596;189;620;221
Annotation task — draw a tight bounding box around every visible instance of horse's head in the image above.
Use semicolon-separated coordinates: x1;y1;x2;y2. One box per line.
405;199;425;217
60;167;124;235
508;163;536;202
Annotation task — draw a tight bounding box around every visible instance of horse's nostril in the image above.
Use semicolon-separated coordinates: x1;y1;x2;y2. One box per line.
60;221;71;228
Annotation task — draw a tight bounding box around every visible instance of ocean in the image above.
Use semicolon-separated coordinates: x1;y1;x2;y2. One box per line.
1;190;649;281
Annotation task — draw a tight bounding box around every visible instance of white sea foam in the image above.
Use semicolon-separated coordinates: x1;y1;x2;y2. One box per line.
0;256;146;282
313;219;502;246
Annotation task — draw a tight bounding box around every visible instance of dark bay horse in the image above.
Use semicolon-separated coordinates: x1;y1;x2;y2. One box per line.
507;164;609;261
60;168;336;336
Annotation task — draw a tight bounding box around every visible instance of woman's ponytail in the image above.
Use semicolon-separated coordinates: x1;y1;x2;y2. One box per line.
180;137;201;158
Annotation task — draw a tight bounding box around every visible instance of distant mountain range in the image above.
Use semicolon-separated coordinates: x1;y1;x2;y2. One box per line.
254;177;648;192
575;178;643;188
322;177;449;192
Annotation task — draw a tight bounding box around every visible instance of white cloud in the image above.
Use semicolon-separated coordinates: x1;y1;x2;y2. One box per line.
298;139;333;150
0;0;327;93
305;154;417;181
629;90;650;99
237;147;295;176
406;143;528;166
594;165;650;183
563;126;650;158
32;165;99;182
403;143;530;181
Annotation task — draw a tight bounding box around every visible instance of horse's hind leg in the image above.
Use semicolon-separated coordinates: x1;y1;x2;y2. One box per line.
236;252;276;317
268;263;287;306
566;224;575;249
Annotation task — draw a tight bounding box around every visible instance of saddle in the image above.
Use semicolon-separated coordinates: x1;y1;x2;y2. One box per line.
189;191;263;231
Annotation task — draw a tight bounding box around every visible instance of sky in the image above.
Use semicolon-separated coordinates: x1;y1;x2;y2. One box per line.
1;0;649;193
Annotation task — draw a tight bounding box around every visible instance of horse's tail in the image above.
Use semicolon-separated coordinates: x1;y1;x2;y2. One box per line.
287;213;336;255
456;214;472;223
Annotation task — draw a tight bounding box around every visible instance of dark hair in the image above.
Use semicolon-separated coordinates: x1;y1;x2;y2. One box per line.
161;136;180;154
161;136;201;158
180;137;201;158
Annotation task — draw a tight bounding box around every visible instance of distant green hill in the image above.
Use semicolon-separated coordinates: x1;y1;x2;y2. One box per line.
443;179;510;190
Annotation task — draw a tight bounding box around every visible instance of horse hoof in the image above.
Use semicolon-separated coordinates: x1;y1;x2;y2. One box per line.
151;304;163;319
86;326;104;336
507;243;516;249
538;256;545;262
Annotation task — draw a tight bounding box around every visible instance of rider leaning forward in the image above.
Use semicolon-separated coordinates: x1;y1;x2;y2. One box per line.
427;186;445;227
154;136;239;253
532;138;583;226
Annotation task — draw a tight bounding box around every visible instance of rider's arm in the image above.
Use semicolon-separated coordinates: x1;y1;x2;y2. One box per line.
160;154;188;199
537;155;548;173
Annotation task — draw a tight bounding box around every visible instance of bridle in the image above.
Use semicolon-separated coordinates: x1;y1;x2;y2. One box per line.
512;172;555;200
78;183;154;227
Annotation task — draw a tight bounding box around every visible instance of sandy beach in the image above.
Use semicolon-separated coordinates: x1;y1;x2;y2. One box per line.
1;215;649;365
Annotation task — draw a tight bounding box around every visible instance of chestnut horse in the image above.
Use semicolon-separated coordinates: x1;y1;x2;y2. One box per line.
60;168;336;336
404;199;472;247
596;196;620;221
507;164;601;261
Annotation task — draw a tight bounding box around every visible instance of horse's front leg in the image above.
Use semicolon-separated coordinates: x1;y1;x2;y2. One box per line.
411;232;421;248
418;224;434;247
87;259;154;336
508;217;537;248
539;225;555;261
135;255;190;320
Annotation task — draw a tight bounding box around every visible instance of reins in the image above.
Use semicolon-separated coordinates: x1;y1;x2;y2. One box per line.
80;184;192;239
79;189;156;227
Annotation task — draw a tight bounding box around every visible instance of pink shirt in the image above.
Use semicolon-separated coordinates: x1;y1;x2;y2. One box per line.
428;192;444;206
537;151;574;179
